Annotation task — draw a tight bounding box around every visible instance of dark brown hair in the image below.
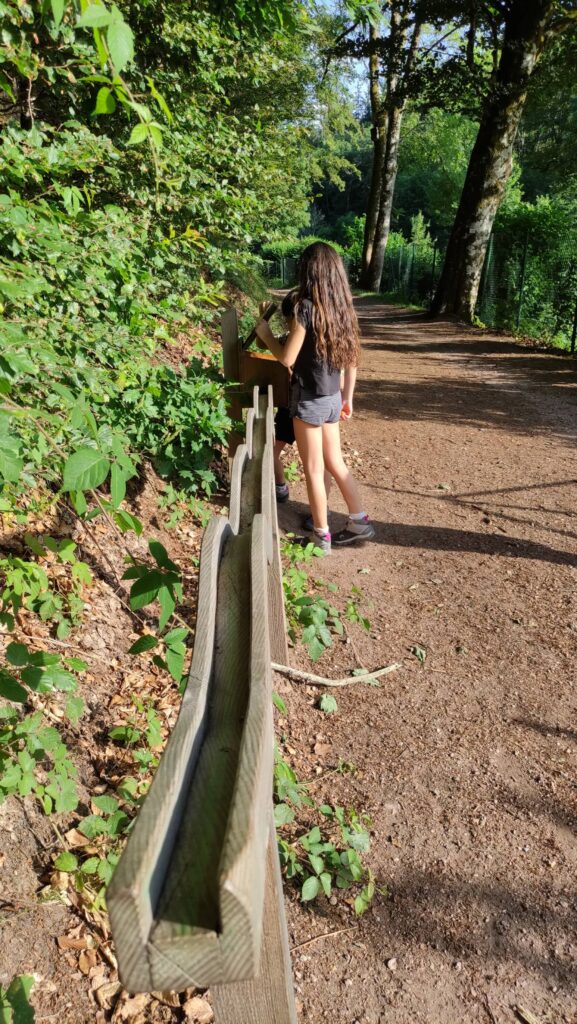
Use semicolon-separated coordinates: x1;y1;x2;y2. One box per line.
295;242;360;370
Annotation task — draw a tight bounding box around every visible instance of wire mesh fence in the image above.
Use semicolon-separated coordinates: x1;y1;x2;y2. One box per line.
262;254;355;290
379;230;577;353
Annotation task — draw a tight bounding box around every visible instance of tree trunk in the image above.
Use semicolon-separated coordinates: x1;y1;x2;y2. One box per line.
360;24;387;284
364;104;403;292
364;8;421;293
431;0;554;320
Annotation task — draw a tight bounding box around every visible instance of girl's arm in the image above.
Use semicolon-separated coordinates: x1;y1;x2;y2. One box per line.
256;318;306;368
341;366;357;419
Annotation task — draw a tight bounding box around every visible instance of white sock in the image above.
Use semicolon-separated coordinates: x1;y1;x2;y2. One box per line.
349;511;368;522
314;525;329;536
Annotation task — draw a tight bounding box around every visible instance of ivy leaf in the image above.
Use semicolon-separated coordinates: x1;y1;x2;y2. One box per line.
2;974;35;1024
128;571;164;610
308;636;325;662
272;691;287;714
63;448;109;493
5;643;30;667
127;123;149;146
165;643;185;683
65;696;85;724
107;20;134;72
92;794;119;814
110;462;126;506
158;586;175;630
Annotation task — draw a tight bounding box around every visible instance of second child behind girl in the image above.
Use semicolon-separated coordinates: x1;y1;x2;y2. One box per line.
256;242;374;555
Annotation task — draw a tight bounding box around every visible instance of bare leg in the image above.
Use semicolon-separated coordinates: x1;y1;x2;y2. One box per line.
273;440;287;485
293;418;328;530
321;421;363;515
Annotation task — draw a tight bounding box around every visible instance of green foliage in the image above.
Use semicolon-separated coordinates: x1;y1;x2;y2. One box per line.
108;693;163;774
0;706;79;814
273;745;375;912
275;775;376;914
282;541;371;662
0;974;35;1024
319;693;338;715
0;639;85;818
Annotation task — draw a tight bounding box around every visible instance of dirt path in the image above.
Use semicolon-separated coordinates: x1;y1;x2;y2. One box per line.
277;301;577;1024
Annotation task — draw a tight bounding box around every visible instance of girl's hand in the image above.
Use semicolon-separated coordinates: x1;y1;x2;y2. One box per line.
341;398;353;420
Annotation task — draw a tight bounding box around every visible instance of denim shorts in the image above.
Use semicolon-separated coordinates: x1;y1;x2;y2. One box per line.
289;383;342;426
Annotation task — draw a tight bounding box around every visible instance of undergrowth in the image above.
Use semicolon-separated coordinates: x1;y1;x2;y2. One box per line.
275;541;378;915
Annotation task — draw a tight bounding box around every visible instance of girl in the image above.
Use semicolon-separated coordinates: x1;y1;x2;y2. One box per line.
256;242;374;554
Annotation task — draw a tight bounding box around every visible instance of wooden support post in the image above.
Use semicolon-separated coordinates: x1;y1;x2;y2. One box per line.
211;817;297;1024
265;387;289;665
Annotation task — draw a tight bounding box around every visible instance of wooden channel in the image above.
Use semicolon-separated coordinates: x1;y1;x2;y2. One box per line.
108;387;289;1000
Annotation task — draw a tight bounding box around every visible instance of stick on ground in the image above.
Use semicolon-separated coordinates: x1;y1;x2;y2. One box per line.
271;661;402;688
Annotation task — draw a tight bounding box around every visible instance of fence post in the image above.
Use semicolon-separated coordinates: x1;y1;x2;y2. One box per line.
571;292;577;355
408;242;416;299
516;230;529;329
211;818;297;1024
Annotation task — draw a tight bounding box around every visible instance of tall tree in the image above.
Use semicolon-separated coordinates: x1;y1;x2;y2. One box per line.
431;0;577;320
361;1;423;289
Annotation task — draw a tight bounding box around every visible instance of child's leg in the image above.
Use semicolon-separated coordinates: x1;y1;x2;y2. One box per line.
321;421;363;514
293;418;328;529
273;440;287;485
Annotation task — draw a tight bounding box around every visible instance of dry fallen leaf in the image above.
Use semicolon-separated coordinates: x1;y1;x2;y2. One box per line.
182;996;214;1023
314;742;331;756
94;980;122;1009
57;936;88;951
118;992;150;1019
78;949;98;975
152;990;181;1008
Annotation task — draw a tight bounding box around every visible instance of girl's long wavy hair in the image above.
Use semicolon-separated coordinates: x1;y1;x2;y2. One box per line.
295;242;360;370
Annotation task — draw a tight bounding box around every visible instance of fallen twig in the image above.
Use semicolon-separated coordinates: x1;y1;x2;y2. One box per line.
483;993;498;1024
290;925;357;952
271;661;402;688
514;1007;543;1024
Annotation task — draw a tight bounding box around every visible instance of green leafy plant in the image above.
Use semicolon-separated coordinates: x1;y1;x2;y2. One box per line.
108;694;164;775
273;746;376;915
0;974;35;1024
0;708;79;814
282;543;371;663
123;540;183;631
277;807;375;915
283;460;301;483
318;694;338;714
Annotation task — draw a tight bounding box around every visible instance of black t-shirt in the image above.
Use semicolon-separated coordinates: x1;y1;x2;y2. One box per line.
282;293;341;398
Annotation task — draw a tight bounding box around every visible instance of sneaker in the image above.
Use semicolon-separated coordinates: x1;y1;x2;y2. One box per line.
275;482;289;503
312;530;331;555
332;516;375;546
302;509;330;532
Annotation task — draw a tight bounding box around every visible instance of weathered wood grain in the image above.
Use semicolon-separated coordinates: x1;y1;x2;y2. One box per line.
212;817;297;1024
228;444;248;536
218;513;273;977
150;527;253;987
239;350;289;407
266;386;289;664
109;364;295;1014
107;517;230;992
